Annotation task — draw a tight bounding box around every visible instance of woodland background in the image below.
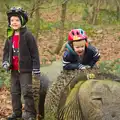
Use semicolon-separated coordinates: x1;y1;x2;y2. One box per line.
0;0;120;118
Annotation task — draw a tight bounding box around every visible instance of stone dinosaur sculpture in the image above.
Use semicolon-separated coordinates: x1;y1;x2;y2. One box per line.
44;70;120;120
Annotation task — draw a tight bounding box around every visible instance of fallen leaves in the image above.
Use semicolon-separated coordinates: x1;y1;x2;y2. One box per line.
0;87;11;119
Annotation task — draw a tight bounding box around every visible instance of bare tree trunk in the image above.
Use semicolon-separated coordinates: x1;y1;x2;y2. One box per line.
88;4;94;23
115;0;120;20
5;3;10;9
117;6;120;20
30;1;36;18
54;0;68;54
35;0;41;40
92;0;101;25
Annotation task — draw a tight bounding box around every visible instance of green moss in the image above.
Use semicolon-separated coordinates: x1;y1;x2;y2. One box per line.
65;81;84;105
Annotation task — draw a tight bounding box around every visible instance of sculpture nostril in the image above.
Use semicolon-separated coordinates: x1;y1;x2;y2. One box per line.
111;113;116;118
92;98;102;101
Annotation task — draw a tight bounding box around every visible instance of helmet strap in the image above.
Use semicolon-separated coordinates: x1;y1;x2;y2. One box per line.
66;43;77;55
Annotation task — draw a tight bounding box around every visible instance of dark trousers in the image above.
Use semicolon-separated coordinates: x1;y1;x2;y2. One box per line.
10;70;36;118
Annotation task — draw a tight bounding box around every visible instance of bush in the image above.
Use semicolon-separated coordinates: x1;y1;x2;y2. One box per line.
99;58;120;76
0;66;10;88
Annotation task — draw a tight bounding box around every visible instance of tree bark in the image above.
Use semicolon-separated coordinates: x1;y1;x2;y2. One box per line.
34;0;41;40
117;6;120;20
92;0;101;25
54;0;68;54
115;0;120;20
5;3;10;9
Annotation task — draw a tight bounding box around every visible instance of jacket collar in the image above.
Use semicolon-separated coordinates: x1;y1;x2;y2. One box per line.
20;26;27;34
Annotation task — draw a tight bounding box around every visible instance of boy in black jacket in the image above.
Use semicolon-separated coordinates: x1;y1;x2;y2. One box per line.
2;7;40;120
63;28;100;70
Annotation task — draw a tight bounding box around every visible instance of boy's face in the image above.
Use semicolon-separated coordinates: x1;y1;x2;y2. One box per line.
10;16;21;30
73;40;86;56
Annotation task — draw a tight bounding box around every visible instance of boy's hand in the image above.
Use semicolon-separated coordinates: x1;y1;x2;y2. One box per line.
78;64;86;70
2;61;10;71
33;69;41;80
85;65;91;69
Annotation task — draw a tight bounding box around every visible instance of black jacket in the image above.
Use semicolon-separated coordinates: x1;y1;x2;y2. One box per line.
3;27;40;72
63;45;100;70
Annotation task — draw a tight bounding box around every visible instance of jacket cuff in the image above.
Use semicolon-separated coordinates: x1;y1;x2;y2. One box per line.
2;61;9;67
33;69;40;74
